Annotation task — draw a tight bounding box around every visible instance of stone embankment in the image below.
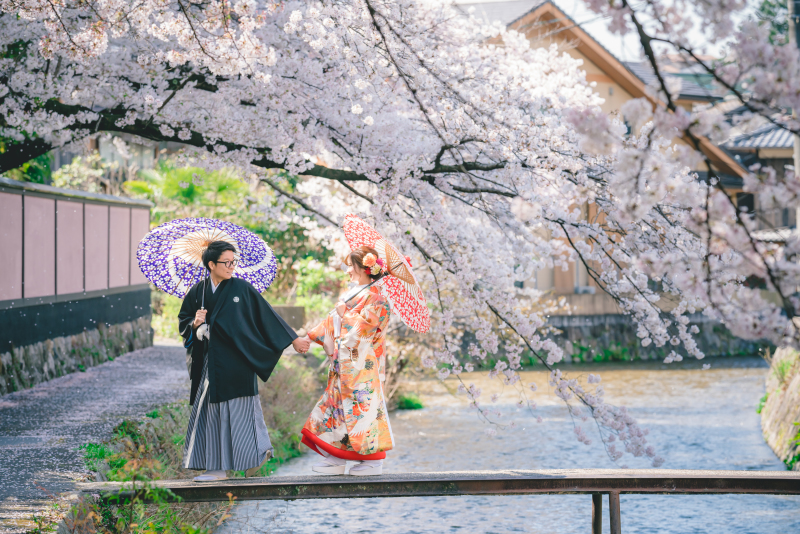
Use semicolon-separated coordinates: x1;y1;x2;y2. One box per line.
0;316;152;395
760;347;800;470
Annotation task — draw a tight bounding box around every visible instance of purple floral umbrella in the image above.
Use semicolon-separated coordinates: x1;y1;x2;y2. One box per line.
137;217;277;298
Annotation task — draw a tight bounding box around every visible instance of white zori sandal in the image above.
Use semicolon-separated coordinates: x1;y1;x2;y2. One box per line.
193;470;227;482
311;452;347;475
349;459;383;476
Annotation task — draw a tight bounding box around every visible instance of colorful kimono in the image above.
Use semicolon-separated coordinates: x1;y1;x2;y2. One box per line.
301;284;394;460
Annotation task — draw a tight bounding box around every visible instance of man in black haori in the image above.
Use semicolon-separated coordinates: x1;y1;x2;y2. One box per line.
179;241;311;482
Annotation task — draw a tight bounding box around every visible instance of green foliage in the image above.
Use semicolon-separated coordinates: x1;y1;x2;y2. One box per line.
756;392;769;414
76;364;86;372
129;161;251;225
145;409;161;419
52;152;113;192
114;420;142;442
0;148;52;184
566;342;631;363
295;257;346;297
289;257;346;323
79;443;114;472
309;345;327;361
756;0;789;44
151;291;183;340
396;393;424;410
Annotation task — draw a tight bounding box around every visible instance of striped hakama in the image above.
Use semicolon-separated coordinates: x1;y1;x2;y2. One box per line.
183;356;273;471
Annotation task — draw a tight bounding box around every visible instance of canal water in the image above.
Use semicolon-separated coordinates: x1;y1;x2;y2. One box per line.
220;357;800;533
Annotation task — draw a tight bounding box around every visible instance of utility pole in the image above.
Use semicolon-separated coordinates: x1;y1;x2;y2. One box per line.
791;0;800;229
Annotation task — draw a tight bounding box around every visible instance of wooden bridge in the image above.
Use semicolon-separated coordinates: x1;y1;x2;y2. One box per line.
79;469;800;534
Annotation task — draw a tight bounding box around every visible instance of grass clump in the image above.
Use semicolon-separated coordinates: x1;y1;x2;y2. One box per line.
396;393;424;410
36;358;325;532
66;403;232;533
773;357;796;386
756;392;769;414
246;358;324;477
785;422;800;471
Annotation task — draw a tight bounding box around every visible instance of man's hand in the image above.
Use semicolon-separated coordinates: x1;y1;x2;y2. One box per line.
292;336;311;353
193;309;207;328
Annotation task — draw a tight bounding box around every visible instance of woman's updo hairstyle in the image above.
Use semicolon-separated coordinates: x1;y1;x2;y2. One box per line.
345;245;385;281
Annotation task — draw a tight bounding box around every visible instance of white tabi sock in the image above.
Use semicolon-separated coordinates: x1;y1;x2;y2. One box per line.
319;450;347;466
351;459;383;469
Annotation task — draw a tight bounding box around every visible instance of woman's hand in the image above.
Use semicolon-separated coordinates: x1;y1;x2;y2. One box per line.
335;301;347;317
193;309;207;328
292;335;311;353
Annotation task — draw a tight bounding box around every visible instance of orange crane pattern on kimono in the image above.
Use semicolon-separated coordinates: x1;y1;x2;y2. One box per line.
303;285;394;457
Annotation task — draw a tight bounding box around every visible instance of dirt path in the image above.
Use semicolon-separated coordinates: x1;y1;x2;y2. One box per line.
0;344;188;533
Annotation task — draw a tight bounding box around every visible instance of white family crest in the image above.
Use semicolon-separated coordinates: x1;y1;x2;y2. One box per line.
233;296;240;303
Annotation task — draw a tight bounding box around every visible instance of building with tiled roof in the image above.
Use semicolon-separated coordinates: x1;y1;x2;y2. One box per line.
724;123;796;232
726;123;795;151
456;0;748;311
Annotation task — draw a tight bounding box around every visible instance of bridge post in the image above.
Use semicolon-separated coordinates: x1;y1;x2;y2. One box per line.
591;493;603;534
609;491;621;534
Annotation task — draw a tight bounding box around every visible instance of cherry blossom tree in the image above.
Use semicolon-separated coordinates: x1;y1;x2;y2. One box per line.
3;0;797;467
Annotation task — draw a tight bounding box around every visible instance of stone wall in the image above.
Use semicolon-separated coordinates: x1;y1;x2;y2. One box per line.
548;313;764;362
760;347;800;470
0;316;153;395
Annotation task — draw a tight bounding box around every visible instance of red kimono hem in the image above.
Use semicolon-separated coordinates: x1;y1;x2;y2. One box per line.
301;428;387;461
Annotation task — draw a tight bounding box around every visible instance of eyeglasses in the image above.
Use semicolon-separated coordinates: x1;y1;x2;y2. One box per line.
215;260;237;268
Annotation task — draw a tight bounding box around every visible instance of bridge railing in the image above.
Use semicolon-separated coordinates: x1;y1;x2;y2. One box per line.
78;469;800;534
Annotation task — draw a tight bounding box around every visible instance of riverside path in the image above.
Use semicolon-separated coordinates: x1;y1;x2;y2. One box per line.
0;344;188;533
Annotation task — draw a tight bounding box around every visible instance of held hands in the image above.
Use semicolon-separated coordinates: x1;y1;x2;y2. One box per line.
292;335;311;354
193;309;207;328
335;301;347;317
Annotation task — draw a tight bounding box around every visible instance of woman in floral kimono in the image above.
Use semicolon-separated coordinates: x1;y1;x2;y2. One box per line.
299;246;394;476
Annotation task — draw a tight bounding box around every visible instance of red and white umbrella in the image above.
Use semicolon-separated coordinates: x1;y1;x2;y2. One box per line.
342;214;430;333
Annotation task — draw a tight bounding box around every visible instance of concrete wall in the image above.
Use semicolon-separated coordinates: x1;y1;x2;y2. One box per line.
0;192;23;301
0;178;154;395
0;179;151;305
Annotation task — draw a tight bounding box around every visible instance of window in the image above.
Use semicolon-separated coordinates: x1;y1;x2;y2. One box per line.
736;192;755;218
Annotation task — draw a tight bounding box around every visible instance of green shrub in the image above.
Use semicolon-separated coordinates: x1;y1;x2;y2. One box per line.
756;392;769;414
113;420;142;442
150;291;183;340
78;443;113;472
396;393;424;410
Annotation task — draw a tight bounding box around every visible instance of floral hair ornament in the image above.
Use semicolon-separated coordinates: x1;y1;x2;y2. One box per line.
362;253;384;276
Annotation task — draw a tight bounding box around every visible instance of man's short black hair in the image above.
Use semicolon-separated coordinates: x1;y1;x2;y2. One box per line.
202;240;237;269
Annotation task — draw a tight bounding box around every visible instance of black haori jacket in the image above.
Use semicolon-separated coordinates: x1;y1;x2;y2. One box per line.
178;277;298;405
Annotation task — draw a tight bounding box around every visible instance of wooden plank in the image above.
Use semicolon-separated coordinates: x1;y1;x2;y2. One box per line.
77;469;800;504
